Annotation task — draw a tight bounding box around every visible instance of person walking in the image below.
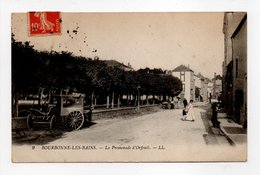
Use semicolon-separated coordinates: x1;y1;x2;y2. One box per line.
185;100;195;121
182;98;188;120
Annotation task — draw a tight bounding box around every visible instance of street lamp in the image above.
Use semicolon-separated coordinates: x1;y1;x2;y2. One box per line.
137;85;141;110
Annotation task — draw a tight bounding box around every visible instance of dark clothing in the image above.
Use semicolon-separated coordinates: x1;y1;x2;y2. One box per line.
182;109;186;116
183;99;188;108
211;103;220;128
182;99;188;116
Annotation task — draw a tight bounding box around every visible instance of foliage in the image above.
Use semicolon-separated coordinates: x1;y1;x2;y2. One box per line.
12;37;182;101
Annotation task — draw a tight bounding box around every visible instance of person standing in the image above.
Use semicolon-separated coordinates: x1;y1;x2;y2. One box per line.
185;100;195;121
211;102;220;127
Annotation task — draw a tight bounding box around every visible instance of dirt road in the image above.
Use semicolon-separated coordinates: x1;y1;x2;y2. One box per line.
12;106;247;162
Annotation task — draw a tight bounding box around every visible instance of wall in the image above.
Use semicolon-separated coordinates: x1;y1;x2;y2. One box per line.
92;105;160;120
190;72;195;101
194;75;201;89
232;16;247;126
207;82;213;98
223;12;247;127
215;79;222;98
223;12;246;65
201;80;208;102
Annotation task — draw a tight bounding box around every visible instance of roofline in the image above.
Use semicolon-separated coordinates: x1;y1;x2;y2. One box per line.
172;69;194;72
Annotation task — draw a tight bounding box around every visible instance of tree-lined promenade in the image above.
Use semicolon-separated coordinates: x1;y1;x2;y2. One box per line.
12;37;182;117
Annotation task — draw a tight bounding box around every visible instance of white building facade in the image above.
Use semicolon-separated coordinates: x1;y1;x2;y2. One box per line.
194;74;201;102
172;65;195;102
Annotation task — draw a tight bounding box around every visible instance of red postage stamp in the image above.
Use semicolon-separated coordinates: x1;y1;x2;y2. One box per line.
28;12;61;36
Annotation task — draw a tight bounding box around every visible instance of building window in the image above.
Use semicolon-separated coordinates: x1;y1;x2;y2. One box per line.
182;84;185;92
236;58;239;78
180;71;185;81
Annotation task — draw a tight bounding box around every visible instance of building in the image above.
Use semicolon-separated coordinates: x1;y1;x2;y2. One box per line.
207;80;213;100
195;73;209;102
172;65;195;102
212;73;223;100
223;12;247;127
103;60;133;71
194;74;202;102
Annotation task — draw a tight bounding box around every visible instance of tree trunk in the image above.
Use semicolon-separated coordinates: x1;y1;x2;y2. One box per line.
134;95;137;106
91;91;94;106
146;95;149;105
13;93;19;118
117;94;121;108
94;97;97;106
126;93;129;106
38;87;44;107
111;92;114;109
106;95;110;109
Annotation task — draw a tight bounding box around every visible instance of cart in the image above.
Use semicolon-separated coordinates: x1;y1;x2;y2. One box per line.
27;93;91;131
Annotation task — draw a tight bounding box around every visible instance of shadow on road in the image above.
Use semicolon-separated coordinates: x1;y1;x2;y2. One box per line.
200;111;218;145
199;105;233;146
12;129;64;145
12;122;97;145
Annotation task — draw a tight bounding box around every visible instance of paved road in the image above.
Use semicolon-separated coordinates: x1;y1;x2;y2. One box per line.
13;106;247;162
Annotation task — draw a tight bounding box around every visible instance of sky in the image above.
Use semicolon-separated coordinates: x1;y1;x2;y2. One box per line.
12;12;224;78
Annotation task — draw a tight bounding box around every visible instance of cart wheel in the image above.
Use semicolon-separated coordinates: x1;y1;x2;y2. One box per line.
65;111;84;131
27;113;34;129
49;115;57;130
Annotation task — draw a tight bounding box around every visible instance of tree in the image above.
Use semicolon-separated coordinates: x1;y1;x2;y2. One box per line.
12;36;183;115
136;68;182;102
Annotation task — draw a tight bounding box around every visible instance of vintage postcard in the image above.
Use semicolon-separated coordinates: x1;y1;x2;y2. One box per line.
11;12;247;162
